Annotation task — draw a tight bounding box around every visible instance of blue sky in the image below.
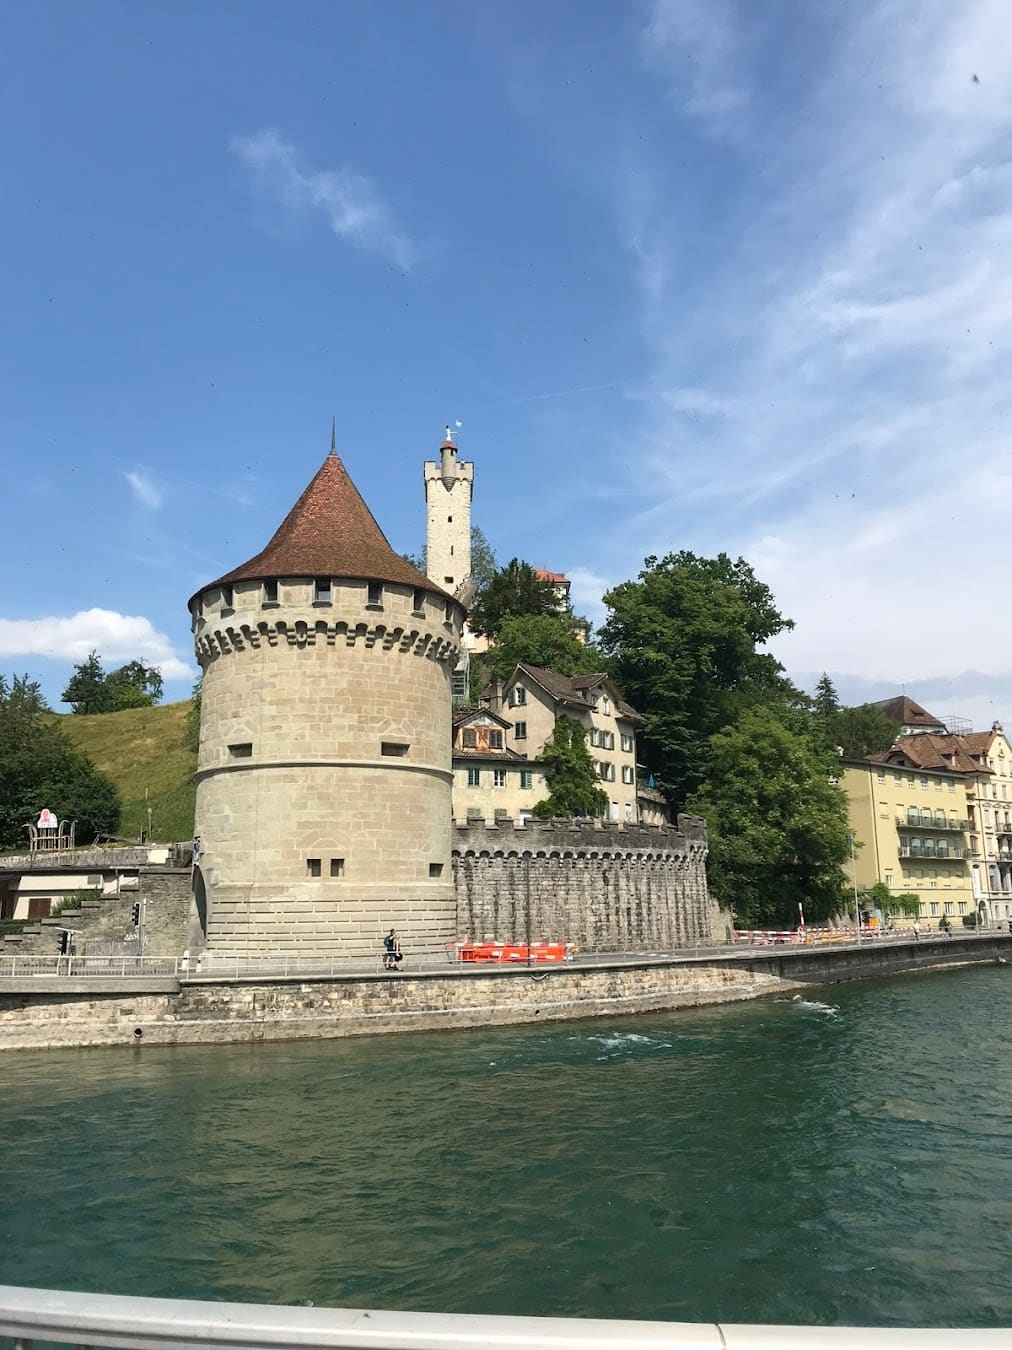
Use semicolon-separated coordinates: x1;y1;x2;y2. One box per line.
2;0;1011;729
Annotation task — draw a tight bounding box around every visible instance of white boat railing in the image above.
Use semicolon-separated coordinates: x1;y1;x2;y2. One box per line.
0;1284;1007;1350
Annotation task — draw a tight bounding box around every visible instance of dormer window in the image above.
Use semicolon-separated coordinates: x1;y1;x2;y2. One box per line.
462;728;477;748
314;578;332;604
512;686;527;707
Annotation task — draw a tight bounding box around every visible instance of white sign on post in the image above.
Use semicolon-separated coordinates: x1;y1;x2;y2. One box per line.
37;808;57;830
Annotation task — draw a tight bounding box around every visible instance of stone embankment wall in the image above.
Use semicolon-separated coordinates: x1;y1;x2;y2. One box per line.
2;935;1009;1052
453;816;719;950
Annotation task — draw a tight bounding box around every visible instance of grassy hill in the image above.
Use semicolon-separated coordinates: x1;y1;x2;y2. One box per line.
60;701;196;844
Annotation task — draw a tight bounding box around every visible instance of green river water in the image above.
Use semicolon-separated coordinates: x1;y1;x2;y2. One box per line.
1;965;1010;1327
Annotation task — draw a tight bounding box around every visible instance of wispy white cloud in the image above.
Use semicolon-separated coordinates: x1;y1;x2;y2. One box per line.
567;566;612;629
231;128;416;269
0;610;193;683
641;0;750;139
600;0;1012;724
124;469;163;510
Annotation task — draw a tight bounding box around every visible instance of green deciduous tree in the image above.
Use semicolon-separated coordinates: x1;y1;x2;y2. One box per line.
62;651;110;714
598;552;800;806
0;674;121;849
469;526;498;592
487;613;602;683
62;652;164;714
531;715;607;819
182;678;202;751
826;703;898;759
469;558;558;639
688;707;851;929
105;660;163;710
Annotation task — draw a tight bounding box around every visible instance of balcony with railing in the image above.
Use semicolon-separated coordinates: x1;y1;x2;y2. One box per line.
896;814;969;832
898;844;969;861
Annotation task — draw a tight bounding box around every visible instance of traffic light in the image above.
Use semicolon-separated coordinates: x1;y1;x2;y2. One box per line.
58;929;71;955
131;902;141;927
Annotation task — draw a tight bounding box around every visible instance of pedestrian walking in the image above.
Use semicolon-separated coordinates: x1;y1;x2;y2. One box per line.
382;928;403;971
912;920;921;941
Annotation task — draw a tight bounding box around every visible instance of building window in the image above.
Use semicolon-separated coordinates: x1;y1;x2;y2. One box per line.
221;585;233;613
444;598;454;622
314;578;332;604
625;802;634;822
920;777;928;789
462;728;477;748
622;765;634;784
489;730;503;750
307;858;321;878
598;761;615;782
602;696;611;715
444;576;454;585
493;769;507;788
467;767;481;787
876;772;885;783
447;515;452;522
228;743;253;758
944;901;953;915
367;582;383;607
514;721;527;740
330;858;344;877
958;901;967;914
263;580;278;605
429;863;444;877
884;873;893;888
512;686;527;707
381;742;409;757
621;733;633;753
520;770;533;790
413;589;425;613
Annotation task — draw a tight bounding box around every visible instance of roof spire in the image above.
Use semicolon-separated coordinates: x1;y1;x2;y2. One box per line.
330;417;336;456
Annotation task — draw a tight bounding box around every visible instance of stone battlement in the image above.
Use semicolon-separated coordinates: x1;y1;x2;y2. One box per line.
195;617;459;666
453;814;707;855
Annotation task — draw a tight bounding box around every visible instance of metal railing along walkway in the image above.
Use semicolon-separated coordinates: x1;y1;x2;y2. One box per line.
0;1284;1007;1350
0;930;1004;983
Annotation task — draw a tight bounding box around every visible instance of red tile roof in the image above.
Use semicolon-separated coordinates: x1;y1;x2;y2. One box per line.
191;449;448;606
535;568;569;585
867;733;988;776
513;665;644;724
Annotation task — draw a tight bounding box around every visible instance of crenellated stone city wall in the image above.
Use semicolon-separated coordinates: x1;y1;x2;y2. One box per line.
452;815;719;951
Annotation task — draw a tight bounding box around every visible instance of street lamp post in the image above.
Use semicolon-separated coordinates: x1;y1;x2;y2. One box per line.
848;833;861;944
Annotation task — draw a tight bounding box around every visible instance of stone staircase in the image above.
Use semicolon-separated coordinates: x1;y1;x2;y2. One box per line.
2;869;193;958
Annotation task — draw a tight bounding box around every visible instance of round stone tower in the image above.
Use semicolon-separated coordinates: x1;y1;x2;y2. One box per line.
188;436;465;959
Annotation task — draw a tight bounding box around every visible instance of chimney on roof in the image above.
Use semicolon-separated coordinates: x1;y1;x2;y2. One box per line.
487;679;504;717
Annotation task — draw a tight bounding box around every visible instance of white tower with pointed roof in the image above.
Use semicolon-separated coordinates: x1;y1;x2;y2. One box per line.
424;428;473;597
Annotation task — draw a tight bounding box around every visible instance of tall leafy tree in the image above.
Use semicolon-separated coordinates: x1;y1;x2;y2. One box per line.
598;552;799;806
688;707;850;929
531;716;607;819
469;526;498;591
469;558;558;638
62;651;111;714
487;613;602;683
0;674;121;848
62;653;164;713
826;703;898;759
105;659;164;710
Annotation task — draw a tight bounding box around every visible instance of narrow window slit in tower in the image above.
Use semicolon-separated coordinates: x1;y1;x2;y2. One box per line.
412;589;425;614
367;582;383;608
381;742;409;757
429;863;444;878
263;580;278;605
228;743;253;758
314;578;332;604
306;858;322;877
330;858;345;877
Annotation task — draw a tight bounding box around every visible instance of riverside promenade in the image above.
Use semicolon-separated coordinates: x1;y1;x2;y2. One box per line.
1;930;1009;1052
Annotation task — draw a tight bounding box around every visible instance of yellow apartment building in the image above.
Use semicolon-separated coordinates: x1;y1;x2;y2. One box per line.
840;747;978;924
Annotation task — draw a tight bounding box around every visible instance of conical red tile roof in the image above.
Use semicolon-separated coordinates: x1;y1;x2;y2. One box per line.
191;449;448;605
